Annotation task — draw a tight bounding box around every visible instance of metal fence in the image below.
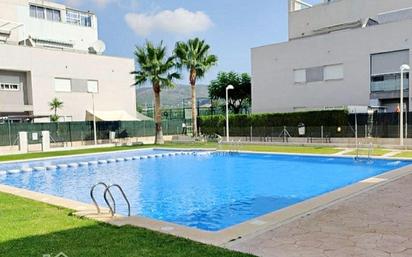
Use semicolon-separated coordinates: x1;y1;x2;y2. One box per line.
141;107;225;120
206;124;410;140
2;112;411;147
0;120;184;147
141;106;251;120
199;112;412;140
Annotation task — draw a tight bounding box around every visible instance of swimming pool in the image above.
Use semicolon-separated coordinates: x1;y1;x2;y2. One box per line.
0;149;410;231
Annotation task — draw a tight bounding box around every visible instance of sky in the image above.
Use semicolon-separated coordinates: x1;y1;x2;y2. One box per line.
57;0;321;84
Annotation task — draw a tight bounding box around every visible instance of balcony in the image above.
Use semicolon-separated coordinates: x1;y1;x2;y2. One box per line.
371;74;409;93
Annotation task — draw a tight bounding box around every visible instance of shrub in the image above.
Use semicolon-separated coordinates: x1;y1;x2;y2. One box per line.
198;110;349;135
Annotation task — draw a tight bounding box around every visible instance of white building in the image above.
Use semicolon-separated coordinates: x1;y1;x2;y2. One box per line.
0;0;136;122
252;0;412;113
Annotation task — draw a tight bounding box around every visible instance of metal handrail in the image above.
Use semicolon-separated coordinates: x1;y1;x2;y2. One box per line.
368;143;373;160
104;184;131;217
230;139;242;153
49;134;58;143
90;182;115;214
354;142;373;162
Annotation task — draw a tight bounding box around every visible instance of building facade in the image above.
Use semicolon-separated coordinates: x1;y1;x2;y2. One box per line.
252;0;412;113
0;0;136;122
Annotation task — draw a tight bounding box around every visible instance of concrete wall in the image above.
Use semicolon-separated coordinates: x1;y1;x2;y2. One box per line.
289;0;412;39
251;19;412;113
0;0;98;52
0;43;136;121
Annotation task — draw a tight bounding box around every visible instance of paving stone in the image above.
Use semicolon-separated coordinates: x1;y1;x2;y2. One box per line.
229;174;412;257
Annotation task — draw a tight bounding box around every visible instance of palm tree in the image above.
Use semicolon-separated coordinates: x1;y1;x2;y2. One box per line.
131;41;180;144
49;97;63;122
174;38;218;137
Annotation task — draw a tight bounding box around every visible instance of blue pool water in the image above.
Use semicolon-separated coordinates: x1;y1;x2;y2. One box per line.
0;150;410;231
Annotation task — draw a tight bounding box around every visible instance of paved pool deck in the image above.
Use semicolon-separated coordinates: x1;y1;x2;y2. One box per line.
228;173;412;257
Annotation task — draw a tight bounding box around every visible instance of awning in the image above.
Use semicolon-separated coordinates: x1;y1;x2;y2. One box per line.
0;19;23;35
86;110;137;121
86;110;151;121
135;112;153;121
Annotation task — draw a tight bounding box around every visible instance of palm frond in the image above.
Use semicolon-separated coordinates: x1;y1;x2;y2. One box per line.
174;38;217;80
131;41;180;90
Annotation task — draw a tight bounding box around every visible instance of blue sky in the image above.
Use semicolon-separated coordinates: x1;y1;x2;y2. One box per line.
58;0;320;84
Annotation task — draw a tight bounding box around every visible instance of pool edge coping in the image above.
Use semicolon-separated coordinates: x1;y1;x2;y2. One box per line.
0;149;411;247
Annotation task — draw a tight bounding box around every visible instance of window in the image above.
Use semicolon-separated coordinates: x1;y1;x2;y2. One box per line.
294;64;344;84
30;5;61;21
324;64;344;80
81;15;92;27
54;78;71;92
46;8;61;22
371;50;409;75
66;9;92;27
370;50;410;92
306;67;324;82
29;5;36;17
0;83;20;91
66;10;80;25
87;80;99;93
294;69;306;83
30;5;45;19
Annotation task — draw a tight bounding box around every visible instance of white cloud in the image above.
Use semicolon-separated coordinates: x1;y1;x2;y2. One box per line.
124;8;213;37
65;0;82;7
64;0;120;8
93;0;113;7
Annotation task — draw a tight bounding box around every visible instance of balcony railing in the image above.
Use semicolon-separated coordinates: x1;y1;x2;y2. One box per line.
371;78;410;92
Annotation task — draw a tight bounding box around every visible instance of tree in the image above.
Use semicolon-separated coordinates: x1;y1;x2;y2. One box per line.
49;97;63;122
208;71;251;114
174;38;218;136
131;41;180;144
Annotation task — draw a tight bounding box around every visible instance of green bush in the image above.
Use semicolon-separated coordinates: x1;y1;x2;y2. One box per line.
198;110;349;135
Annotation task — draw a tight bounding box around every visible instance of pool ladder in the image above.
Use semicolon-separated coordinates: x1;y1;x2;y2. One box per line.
354;143;373;162
90;182;131;217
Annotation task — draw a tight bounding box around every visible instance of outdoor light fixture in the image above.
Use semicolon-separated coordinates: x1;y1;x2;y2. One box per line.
400;64;410;146
88;90;98;145
226;85;235;142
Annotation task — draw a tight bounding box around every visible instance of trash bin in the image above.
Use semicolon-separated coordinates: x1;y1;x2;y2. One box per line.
298;123;306;136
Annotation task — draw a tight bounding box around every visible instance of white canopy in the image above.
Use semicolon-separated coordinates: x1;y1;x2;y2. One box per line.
86;110;151;121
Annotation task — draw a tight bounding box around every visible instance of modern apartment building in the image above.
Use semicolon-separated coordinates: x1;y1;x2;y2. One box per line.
252;0;412;113
0;0;136;122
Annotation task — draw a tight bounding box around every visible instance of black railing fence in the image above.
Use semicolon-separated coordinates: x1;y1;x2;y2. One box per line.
199;112;412;139
0;120;184;147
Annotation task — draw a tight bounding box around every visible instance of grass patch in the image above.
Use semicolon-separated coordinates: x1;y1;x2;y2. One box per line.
161;142;340;154
0;192;253;257
0;145;153;162
343;149;391;157
161;142;219;149
394;152;412;158
221;144;340;154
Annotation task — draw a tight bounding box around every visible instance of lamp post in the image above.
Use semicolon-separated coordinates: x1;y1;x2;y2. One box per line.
226;85;234;142
400;64;410;146
88;91;97;145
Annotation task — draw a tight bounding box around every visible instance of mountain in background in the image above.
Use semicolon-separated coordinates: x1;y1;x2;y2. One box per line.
136;84;210;108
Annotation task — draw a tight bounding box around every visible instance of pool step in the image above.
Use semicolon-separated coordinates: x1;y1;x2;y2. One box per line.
0;151;211;176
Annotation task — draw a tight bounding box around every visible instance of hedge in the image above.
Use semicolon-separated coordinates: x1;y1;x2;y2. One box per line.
198;110;350;135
